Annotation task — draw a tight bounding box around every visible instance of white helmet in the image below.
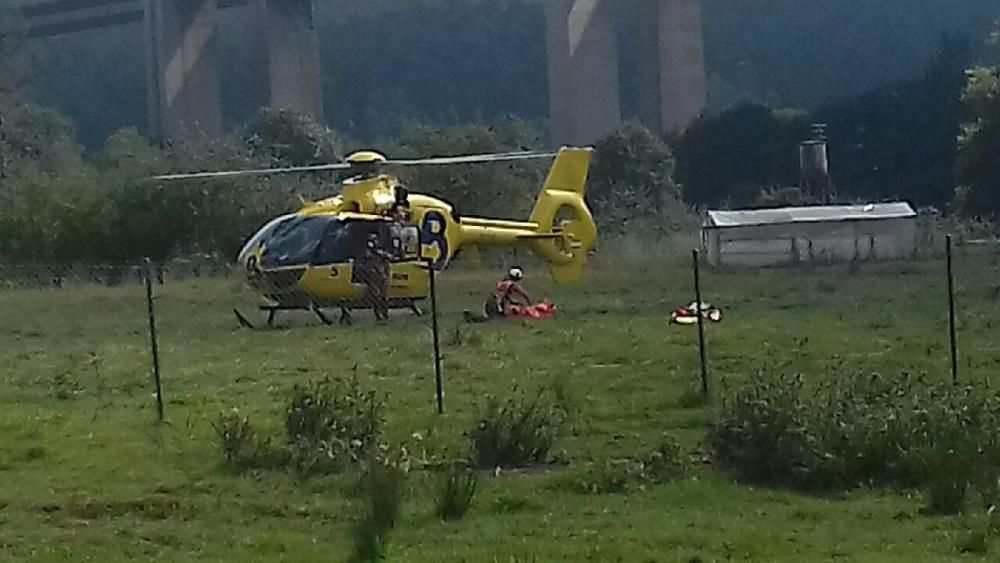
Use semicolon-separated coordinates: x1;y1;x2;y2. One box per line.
507;267;523;281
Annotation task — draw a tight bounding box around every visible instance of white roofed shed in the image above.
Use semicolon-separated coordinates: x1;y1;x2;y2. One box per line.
701;203;917;267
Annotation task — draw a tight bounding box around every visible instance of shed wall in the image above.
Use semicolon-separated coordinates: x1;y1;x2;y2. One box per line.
705;217;916;267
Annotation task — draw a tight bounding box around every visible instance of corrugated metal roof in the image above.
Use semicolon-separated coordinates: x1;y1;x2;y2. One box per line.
705;203;916;228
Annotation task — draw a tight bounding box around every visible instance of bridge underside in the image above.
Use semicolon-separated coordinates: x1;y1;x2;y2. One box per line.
16;0;706;146
546;0;707;146
16;0;321;143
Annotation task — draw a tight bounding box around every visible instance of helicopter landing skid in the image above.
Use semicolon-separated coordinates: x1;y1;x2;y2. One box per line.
235;299;423;329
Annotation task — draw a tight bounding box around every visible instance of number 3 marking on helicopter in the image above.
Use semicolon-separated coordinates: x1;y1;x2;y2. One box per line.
421;211;449;268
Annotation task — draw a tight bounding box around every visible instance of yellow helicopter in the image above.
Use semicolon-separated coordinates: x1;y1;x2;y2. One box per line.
152;147;598;326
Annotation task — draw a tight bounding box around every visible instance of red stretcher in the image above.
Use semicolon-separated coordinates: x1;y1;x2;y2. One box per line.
507;299;557;319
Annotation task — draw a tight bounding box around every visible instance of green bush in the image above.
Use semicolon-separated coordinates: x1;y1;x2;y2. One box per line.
212;376;389;476
709;372;1000;513
285;376;385;475
470;386;565;469
588;122;687;234
709;373;832;490
435;463;479;521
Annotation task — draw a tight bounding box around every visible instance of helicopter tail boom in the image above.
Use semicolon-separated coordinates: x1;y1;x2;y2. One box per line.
434;147;598;283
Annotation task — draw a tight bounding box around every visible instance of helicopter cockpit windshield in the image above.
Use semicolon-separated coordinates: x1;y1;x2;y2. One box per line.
257;216;335;269
240;213;422;271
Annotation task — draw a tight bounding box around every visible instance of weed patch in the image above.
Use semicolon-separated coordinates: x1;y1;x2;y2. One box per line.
553;438;687;495
285;375;385;475
470;386;566;469
213;375;387;476
350;453;407;563
212;410;283;472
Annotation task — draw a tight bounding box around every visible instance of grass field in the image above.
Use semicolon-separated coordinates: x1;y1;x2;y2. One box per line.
2;250;1000;562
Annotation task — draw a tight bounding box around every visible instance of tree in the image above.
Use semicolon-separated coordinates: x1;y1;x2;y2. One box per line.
244;108;346;166
675;105;811;207
815;33;971;207
588;122;683;232
383;119;547;219
956;65;1000;217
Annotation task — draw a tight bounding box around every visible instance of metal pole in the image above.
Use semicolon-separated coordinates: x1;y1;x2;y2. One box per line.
427;261;444;414
692;249;709;397
144;258;165;421
946;235;958;385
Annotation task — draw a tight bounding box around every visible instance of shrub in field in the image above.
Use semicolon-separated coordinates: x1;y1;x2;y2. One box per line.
213;410;282;471
642;435;688;484
285;376;385;475
351;453;407;563
561;461;643;495
558;439;688;496
50;372;80;401
435;463;479;521
470;386;565;469
709;372;1000;513
709;373;833;490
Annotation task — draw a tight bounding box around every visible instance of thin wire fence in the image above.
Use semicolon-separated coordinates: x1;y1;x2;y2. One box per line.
0;238;992;424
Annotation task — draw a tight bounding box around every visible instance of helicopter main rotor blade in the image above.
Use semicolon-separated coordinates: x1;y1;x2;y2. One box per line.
148;162;354;182
384;151;557;167
147;150;557;182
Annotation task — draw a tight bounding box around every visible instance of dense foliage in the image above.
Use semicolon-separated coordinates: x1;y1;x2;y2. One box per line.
677;35;974;209
588;122;685;232
957;29;1000;218
675;106;811;207
710;372;1000;514
3;5;1000;262
0;107;312;263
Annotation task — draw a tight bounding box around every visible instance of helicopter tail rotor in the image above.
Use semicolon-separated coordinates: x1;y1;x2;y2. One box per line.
526;147;598;284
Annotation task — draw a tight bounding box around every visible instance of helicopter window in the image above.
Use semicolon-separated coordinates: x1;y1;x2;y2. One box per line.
311;220;381;265
259;216;334;268
390;224;420;261
237;213;294;264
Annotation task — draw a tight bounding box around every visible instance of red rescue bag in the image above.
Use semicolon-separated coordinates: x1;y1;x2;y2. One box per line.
508;299;557;319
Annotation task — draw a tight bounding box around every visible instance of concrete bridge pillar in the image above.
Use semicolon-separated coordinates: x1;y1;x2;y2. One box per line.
545;0;622;146
257;0;323;119
637;0;707;137
146;0;224;142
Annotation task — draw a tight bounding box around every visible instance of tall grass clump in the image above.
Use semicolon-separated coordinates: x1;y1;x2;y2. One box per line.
709;372;1000;513
285;375;385;475
351;453;408;563
436;463;479;521
470;386;566;469
212;410;284;472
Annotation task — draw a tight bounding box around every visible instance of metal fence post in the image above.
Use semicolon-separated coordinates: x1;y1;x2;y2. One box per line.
144;258;165;421
427;261;444;414
946;235;958;385
692;249;709;397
